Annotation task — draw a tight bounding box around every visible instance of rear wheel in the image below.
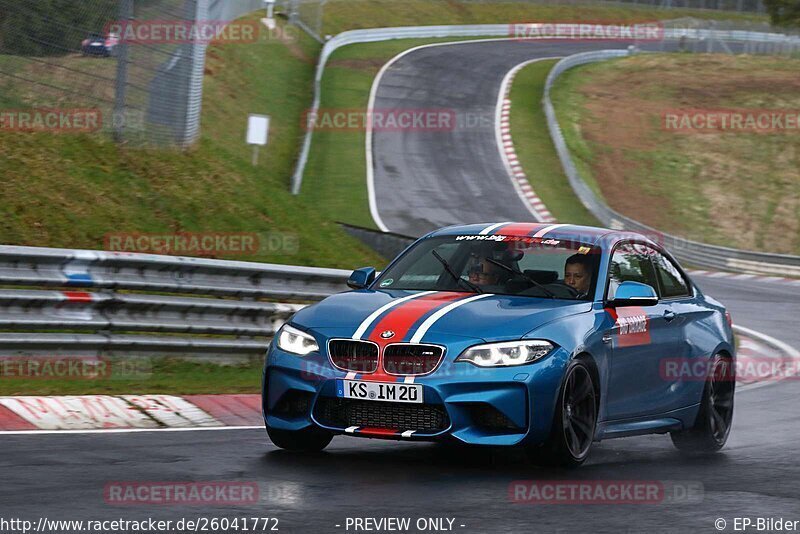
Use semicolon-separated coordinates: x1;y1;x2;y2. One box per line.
529;359;597;468
671;353;735;453
266;425;333;452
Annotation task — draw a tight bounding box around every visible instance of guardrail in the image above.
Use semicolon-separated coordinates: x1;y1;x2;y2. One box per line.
542;49;800;276
290;22;800;195
0;245;351;358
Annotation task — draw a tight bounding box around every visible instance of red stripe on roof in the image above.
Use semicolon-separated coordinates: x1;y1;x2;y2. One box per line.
491;223;546;236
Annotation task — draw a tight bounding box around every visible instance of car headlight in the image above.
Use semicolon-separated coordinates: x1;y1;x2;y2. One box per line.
456;340;555;367
276;324;319;356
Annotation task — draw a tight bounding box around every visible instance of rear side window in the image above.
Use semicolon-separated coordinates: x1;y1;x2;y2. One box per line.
607;243;659;300
652;251;691;298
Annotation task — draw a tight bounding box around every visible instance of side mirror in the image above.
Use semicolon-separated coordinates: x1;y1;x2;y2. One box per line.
347;267;376;290
609;281;658;308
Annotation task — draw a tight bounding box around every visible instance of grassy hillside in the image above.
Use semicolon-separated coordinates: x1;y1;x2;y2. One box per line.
319;0;765;34
0;18;386;269
507;59;600;226
0;1;771;271
550;53;800;254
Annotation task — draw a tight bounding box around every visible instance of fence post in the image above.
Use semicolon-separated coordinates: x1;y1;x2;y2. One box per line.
113;0;134;143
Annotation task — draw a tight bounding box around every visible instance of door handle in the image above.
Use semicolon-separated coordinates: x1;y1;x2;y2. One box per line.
664;310;677;322
602;332;613;344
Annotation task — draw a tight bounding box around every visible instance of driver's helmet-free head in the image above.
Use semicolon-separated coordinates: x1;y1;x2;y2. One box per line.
467;248;517;287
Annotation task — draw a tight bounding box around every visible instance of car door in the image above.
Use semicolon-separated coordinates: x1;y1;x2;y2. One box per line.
649;249;706;413
604;242;676;420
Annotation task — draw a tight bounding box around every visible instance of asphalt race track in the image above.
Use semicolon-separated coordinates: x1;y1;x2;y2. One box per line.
2;376;799;532
2;38;798;534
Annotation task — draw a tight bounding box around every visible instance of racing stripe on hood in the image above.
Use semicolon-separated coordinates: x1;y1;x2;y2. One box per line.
358;292;470;383
365;292;467;343
409;293;493;343
352;291;436;340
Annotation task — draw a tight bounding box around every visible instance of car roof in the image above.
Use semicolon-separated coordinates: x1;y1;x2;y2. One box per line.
425;222;656;249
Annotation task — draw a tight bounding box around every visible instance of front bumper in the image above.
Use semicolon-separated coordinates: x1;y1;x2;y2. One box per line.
263;341;569;447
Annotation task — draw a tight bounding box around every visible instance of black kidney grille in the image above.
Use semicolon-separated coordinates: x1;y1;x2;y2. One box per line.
328;340;379;373
314;398;449;433
383;344;444;375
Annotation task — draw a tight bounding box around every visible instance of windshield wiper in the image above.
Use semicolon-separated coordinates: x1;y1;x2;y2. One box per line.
431;250;483;294
485;258;557;299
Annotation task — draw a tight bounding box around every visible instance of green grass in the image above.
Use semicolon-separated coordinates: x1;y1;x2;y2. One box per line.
0;17;385;269
507;59;600;226
319;0;765;35
0;358;262;396
548;53;800;255
301;36;499;230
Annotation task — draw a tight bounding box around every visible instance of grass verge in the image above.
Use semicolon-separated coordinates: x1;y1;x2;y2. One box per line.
507;59;600;226
0;358;263;396
550;53;800;255
319;0;765;35
0;17;385;269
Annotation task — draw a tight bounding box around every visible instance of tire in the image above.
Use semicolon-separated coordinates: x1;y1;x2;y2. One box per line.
671;353;735;453
266;425;333;452
529;358;598;468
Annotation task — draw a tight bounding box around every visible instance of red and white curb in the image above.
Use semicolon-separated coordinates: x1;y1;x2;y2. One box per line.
496;58;559;224
0;394;262;432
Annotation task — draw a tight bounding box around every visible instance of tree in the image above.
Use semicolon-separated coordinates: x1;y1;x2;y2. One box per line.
763;0;800;28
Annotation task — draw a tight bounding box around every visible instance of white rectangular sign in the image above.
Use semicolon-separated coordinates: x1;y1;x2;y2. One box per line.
247;114;270;146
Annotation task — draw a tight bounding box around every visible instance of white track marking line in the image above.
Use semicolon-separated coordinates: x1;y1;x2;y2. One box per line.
352;291;436;340
733;324;800;393
0;425;264;436
365;39;561;233
410;293;493;343
494;58;562;223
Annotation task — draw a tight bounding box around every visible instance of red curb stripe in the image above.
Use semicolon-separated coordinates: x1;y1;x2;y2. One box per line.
183;395;262;426
0;404;37;430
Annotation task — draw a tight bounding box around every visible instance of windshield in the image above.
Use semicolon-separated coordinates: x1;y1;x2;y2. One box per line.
374;235;601;300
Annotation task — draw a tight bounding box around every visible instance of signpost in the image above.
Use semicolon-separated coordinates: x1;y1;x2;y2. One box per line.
247;114;270;166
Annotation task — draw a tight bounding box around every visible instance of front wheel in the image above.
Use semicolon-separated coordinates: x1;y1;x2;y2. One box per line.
671;353;735;453
529;359;598;468
266;424;333;452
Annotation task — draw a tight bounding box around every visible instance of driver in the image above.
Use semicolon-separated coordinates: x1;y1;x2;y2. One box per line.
467;256;502;288
564;254;594;299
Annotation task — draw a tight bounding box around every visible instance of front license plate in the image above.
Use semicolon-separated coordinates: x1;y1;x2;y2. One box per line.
336;380;423;404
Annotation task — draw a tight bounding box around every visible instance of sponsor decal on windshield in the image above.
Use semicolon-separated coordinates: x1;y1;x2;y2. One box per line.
455;235;561;245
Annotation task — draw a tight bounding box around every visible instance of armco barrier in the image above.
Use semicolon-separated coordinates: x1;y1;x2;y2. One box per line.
0;245;350;357
290;22;800;195
289;22;799;275
542;49;800;276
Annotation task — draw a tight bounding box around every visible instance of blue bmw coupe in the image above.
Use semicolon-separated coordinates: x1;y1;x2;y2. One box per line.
263;223;735;466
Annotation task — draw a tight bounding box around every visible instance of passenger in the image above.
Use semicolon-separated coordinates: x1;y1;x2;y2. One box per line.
564;254;593;299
